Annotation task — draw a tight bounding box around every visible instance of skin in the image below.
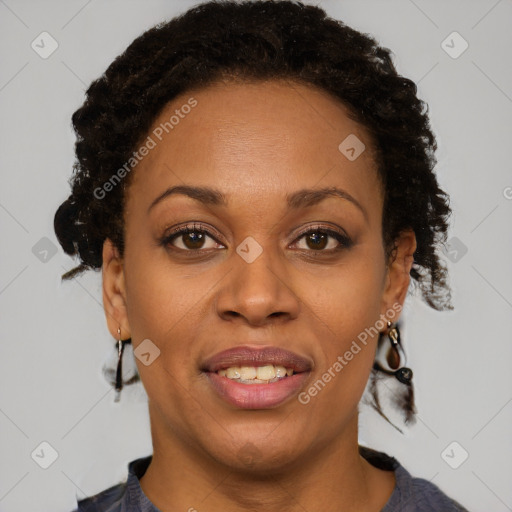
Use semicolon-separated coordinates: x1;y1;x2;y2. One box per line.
102;79;416;512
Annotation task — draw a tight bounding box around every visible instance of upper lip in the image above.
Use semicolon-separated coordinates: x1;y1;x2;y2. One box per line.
202;345;313;373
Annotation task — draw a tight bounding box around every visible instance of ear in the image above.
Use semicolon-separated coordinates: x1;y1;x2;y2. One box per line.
102;238;131;340
380;229;417;319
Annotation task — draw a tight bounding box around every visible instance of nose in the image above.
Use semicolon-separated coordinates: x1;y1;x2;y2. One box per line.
215;243;301;327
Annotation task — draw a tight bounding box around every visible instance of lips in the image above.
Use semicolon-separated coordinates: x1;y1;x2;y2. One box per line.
202;345;312;409
202;346;313;374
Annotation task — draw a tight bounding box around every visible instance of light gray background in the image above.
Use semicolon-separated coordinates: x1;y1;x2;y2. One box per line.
1;0;511;511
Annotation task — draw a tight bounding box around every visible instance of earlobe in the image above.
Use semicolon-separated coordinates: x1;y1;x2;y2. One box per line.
381;229;417;316
102;238;130;339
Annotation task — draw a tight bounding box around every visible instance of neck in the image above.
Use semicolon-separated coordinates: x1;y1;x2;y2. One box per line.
139;405;395;512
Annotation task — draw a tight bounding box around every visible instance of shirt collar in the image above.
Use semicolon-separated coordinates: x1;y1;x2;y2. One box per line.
124;455;161;512
121;448;407;511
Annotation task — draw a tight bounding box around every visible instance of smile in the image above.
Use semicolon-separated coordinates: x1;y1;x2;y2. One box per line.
202;345;312;409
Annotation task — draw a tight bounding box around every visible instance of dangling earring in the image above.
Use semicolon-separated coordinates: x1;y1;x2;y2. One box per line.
385;321;413;384
114;327;137;402
370;320;416;428
102;328;140;401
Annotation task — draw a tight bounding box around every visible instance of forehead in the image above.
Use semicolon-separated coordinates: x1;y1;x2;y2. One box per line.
125;79;381;215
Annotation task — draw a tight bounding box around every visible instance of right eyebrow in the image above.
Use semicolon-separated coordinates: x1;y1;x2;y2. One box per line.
147;185;228;214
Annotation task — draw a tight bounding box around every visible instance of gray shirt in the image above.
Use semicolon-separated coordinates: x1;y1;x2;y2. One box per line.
72;447;469;511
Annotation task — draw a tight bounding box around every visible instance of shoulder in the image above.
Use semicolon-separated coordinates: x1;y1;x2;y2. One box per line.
359;445;469;512
72;482;126;512
389;465;469;512
69;456;153;512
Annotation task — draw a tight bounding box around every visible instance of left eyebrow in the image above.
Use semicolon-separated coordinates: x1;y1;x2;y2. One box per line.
286;186;368;222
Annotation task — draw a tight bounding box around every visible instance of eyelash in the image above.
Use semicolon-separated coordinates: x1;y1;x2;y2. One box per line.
159;222;353;255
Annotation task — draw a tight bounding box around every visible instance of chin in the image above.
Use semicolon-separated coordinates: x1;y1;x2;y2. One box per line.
191;423;313;476
217;442;304;476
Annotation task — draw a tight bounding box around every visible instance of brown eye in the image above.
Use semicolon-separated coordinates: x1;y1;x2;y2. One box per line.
304;232;328;250
161;224;223;252
293;227;352;252
178;231;207;250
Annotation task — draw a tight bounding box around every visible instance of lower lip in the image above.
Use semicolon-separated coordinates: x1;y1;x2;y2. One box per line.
205;371;310;409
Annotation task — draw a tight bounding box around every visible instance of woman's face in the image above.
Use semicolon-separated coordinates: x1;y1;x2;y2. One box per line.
103;79;414;471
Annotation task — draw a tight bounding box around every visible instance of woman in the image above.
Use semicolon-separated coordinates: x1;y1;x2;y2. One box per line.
54;1;468;510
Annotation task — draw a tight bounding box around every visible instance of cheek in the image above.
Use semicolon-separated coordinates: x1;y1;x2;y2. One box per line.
122;250;216;380
308;248;386;336
303;249;386;397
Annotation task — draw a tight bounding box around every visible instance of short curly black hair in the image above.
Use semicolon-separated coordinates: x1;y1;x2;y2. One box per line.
54;0;452;425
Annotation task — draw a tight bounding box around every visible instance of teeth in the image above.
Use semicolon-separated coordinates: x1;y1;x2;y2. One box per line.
217;364;294;382
257;365;276;380
275;365;287;378
226;367;241;379
239;366;257;380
